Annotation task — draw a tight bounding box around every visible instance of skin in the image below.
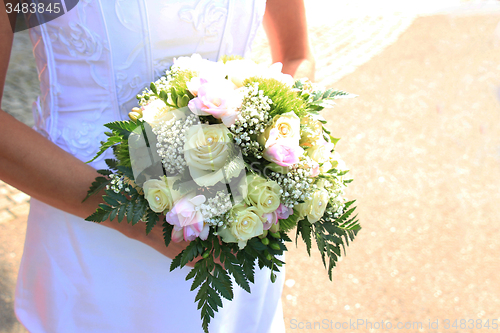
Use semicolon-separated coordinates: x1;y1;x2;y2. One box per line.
0;0;314;266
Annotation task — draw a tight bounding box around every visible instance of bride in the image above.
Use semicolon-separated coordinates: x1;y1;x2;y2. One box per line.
0;1;314;332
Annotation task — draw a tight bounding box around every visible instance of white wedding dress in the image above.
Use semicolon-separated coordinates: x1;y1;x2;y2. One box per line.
15;1;286;332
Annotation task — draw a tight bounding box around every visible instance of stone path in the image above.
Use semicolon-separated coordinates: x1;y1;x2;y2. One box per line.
2;1;500;332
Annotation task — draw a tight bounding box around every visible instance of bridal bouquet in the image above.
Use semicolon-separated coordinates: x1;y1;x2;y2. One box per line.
85;54;359;332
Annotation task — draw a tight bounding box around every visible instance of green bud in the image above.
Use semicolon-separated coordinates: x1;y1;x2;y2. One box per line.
269;222;280;234
178;94;190;108
128;111;141;122
261;238;270;246
270;272;277;283
202;251;210;259
266;253;273;261
270;231;281;239
269;242;281;251
258;230;268;239
150;82;157;94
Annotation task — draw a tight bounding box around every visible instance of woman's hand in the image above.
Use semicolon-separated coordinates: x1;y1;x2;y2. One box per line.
102;218;202;267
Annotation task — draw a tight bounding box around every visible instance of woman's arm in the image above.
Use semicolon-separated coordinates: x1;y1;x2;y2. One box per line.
0;7;193;264
263;0;315;80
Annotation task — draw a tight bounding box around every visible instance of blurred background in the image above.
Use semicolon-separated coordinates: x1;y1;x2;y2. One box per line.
2;1;500;332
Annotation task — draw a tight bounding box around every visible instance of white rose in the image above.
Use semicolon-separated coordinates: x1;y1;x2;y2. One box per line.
184;124;243;186
330;151;348;172
258;111;301;147
304;183;329;223
244;174;281;214
225;59;260;88
300;115;323;147
225;59;294;88
141;99;172;126
218;203;265;249
307;141;336;173
143;178;174;213
172;54;225;81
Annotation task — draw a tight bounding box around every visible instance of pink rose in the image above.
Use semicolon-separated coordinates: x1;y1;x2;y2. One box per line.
263;129;304;167
263;210;279;230
187;79;242;127
276;203;293;220
310;160;320;178
166;194;209;242
186;77;208;97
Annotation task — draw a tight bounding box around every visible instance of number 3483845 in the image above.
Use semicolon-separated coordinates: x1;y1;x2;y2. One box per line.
5;2;61;14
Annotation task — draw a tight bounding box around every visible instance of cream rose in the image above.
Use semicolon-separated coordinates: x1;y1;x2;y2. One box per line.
258;111;301;147
330;151;348;172
218;203;265;249
300;115;323;147
143;178;174;213
224;59;259;88
244;174;281;214
184;124;243;186
304;184;329;223
141;99;173;126
224;59;293;88
306;140;337;173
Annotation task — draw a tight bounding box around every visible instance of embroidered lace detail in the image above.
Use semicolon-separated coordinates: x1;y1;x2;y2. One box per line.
179;0;228;41
58;22;104;60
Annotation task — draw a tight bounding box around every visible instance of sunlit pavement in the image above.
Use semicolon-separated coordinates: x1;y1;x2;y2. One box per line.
2;1;500;332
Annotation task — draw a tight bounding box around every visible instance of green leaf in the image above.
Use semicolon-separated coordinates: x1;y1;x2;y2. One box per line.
105;159;119;170
98;203;113;212
145;209;158;235
87;136;121;163
117;204;126;223
186;266;197;281
103;195;119;207
225;263;250;293
180;241;201;267
132;199;147;225
163;222;173;248
279;208;301;232
170;251;182;272
190;269;206;291
82;176;110;203
126;201;135;223
297;219;312;256
85;208;109;223
195;280;209;303
109;207;118;221
212;265;233;301
239;251;256;284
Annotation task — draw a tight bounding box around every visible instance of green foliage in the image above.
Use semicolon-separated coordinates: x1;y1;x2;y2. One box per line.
243;77;307;117
87;121;140;163
297;200;360;280
296;218;313;255
85;184;150;227
219;55;244;63
294;80;354;113
168;230;291;333
163;69;196;108
82;176;110;203
112;142;131;167
279;208;301;232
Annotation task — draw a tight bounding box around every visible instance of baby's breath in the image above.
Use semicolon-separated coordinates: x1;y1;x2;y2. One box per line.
153;114;199;174
229;82;272;158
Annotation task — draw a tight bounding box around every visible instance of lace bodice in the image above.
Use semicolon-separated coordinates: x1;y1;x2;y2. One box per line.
29;0;266;169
